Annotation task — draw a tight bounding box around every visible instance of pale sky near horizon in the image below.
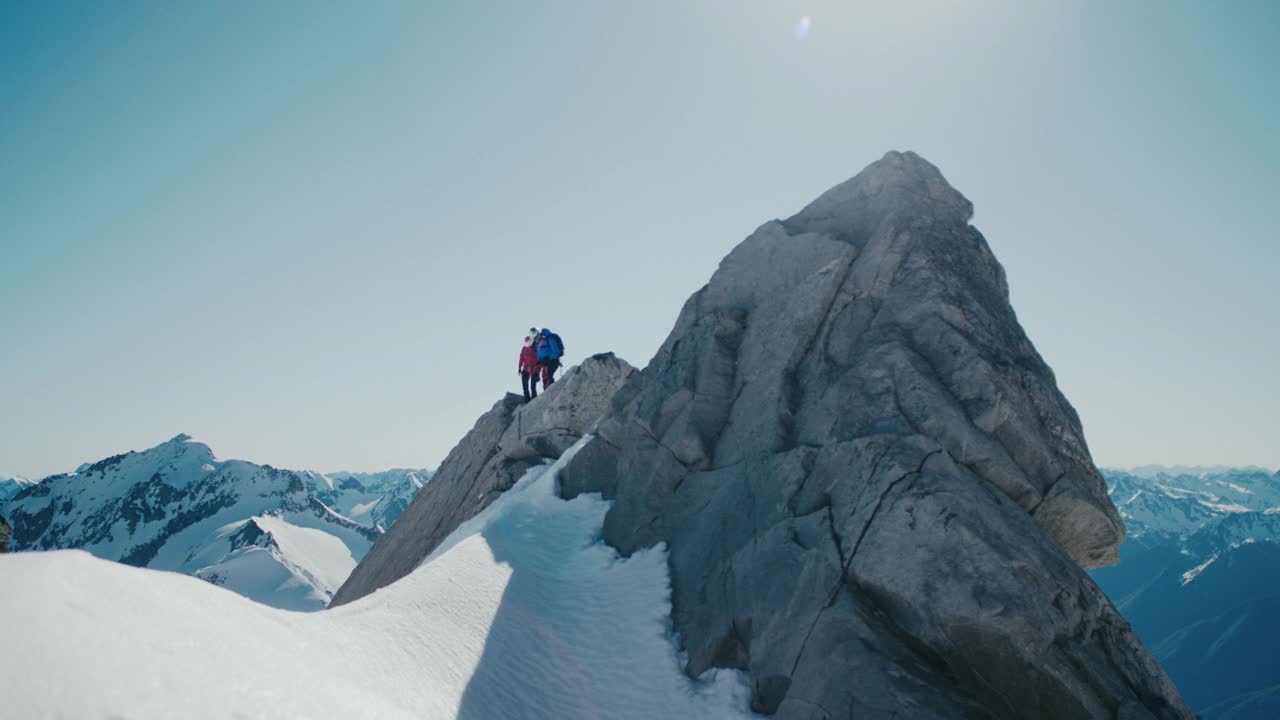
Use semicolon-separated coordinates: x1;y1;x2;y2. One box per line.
2;2;1277;479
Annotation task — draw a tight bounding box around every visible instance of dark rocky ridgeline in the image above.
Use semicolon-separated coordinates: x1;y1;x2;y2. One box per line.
329;352;636;607
558;152;1192;718
0;514;10;553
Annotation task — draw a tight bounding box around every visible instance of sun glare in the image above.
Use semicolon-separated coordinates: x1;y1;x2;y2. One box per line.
794;15;812;40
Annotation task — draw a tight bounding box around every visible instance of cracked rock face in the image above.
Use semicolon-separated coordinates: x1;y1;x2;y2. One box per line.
498;352;638;462
330;353;635;607
561;152;1191;718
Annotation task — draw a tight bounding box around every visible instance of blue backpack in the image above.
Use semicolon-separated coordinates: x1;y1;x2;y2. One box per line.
539;329;564;362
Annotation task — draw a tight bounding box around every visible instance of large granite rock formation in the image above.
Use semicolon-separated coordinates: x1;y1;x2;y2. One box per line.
559;152;1191;718
331;352;636;606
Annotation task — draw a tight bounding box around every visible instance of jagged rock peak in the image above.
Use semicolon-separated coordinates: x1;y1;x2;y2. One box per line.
787;150;974;234
228;517;273;550
558;152;1188;718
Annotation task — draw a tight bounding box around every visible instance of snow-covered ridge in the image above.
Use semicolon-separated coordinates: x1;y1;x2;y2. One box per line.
0;440;760;720
1103;467;1280;589
313;468;429;531
1104;467;1280;542
0;435;431;610
1178;554;1218;586
0;474;35;502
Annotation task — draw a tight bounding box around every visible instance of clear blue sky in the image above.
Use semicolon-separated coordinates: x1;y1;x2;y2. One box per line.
2;1;1277;478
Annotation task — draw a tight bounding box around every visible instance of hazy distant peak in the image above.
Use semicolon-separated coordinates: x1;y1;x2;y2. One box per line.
1110;464;1277;479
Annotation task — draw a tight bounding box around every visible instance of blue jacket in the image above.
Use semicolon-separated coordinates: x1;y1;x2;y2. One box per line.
537;330;563;362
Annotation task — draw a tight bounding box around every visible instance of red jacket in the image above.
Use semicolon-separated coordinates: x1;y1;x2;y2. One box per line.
519;345;539;374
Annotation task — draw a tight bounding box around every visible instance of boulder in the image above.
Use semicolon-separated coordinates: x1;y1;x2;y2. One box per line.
498;352;637;461
331;353;635;606
559;151;1191;718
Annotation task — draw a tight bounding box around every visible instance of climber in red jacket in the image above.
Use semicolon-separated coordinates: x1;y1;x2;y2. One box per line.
518;328;540;402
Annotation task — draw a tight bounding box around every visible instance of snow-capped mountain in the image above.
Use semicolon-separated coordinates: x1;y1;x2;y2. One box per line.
0;435;430;611
1105;466;1280;539
314;469;428;531
1093;467;1280;717
1125;464;1276;481
0;475;35;501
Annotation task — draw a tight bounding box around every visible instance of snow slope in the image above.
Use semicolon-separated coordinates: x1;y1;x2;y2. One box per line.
0;439;760;720
184;513;364;611
1105;468;1280;540
367;469;429;530
307;468;431;530
1;435;387;610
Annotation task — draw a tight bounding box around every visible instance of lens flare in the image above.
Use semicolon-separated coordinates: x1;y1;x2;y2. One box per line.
794;15;812;39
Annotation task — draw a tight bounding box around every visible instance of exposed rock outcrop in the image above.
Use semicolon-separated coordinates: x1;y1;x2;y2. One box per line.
0;514;10;553
559;152;1191;718
331;352;636;606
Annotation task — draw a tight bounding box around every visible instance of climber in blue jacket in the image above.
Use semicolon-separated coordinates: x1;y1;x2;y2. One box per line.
535;328;565;387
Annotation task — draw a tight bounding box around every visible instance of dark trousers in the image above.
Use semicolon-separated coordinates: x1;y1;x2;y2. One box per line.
541;360;561;387
521;371;538;401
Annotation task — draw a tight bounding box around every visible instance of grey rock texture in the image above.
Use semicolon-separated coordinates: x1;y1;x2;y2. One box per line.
0;514;10;553
498;352;637;462
560;152;1191;718
331;352;635;606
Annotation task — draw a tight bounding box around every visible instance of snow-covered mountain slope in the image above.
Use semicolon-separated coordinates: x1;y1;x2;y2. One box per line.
1093;468;1280;718
0;435;418;610
315;468;430;530
0;475;35;501
0;442;760;720
1105;467;1280;539
1097;467;1280;610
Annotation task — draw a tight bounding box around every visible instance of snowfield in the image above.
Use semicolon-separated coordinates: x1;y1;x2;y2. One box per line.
0;435;427;610
187;513;361;610
0;439;761;720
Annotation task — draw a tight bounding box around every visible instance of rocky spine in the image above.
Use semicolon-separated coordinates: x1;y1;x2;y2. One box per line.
558;151;1188;718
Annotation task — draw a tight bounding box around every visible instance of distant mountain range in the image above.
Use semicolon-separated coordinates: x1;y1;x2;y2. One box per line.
319;469;429;532
1092;466;1280;719
0;436;430;610
1119;464;1277;481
